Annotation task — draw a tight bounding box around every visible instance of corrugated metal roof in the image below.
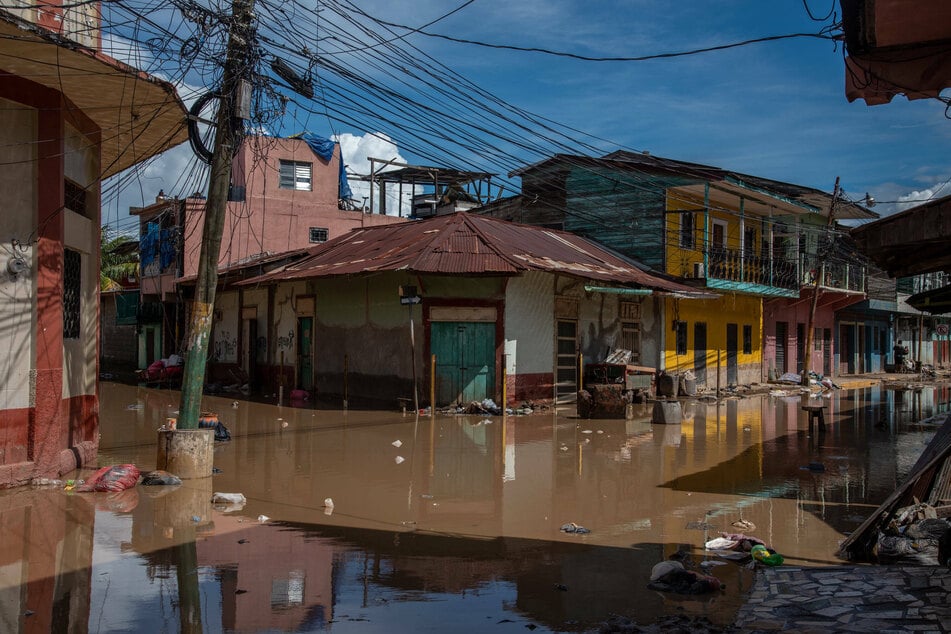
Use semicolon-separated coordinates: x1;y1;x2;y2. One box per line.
238;212;700;294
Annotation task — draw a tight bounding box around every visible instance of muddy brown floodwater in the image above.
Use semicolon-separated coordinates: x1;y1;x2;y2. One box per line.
1;382;949;633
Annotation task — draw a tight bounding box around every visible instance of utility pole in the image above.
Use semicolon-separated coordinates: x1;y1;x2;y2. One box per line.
178;0;254;428
802;176;840;385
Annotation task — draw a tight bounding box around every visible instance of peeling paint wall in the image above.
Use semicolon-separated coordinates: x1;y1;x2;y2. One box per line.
212;291;239;364
0;99;36;412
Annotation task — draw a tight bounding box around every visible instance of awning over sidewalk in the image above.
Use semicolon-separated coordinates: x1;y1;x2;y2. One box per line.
907;284;951;315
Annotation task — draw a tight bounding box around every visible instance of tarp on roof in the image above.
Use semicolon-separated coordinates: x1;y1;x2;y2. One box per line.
302;133;353;201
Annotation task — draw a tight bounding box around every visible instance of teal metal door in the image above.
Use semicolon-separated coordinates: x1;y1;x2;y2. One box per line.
432;322;495;405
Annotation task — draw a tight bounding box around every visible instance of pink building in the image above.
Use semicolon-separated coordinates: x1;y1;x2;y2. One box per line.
133;135;406;384
0;2;186;486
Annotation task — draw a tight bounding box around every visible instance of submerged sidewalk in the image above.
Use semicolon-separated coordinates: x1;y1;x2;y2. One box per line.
735;565;951;632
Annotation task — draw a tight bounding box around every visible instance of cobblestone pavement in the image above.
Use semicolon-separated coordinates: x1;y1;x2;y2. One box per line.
734;565;951;632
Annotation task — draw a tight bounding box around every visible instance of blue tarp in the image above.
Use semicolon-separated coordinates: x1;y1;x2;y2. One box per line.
301;133;353;201
140;222;159;267
159;229;176;270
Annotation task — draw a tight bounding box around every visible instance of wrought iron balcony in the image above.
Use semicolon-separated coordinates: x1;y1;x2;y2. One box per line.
707;246;799;293
799;254;867;293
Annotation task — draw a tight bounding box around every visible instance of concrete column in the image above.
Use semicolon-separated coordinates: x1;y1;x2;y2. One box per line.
156;429;215;479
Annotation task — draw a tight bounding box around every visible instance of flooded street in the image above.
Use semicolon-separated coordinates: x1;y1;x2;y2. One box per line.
2;382;949;632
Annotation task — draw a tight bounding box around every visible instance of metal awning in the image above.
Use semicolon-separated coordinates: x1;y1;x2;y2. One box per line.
906;284;951;315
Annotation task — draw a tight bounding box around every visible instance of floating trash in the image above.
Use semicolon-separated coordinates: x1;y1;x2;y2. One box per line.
560;522;591;534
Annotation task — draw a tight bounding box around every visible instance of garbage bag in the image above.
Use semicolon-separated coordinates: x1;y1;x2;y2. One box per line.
77;464;140;492
140;470;182;486
213;421;231;441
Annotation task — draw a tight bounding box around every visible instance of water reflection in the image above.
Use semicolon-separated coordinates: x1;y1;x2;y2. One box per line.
0;382;947;632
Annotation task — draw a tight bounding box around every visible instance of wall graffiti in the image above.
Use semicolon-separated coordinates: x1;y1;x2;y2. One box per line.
277;330;295;350
215;330;237;360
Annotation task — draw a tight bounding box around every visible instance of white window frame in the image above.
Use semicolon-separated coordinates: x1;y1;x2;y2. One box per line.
279;160;312;191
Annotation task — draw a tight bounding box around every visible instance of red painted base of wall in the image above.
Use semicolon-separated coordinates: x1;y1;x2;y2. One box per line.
507;372;554;405
0;395;99;488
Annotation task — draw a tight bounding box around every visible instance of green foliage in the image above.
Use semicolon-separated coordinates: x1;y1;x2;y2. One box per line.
100;227;138;291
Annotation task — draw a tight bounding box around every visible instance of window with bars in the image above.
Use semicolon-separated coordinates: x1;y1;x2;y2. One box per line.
279;160;312;190
309;227;328;243
743;324;752;354
63;248;81;339
620;321;641;363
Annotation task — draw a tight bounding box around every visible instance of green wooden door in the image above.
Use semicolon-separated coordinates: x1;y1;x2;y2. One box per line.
432;322;495;405
297;316;314;390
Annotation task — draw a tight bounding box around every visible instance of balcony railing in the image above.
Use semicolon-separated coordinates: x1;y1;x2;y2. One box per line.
800;254;866;293
708;246;799;291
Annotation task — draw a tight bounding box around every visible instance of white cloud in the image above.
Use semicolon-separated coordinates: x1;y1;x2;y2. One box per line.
896;187;943;212
335;132;417;216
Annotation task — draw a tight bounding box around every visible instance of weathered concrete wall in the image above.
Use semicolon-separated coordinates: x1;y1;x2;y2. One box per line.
313;274;422;401
0;98;36;414
504;272;554;402
211;291;239;365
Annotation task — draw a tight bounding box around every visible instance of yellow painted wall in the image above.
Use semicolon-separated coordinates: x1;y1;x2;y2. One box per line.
664;199;769;279
664;293;763;383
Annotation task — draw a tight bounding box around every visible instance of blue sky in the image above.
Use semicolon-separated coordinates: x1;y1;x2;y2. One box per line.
104;1;951;229
387;0;949;214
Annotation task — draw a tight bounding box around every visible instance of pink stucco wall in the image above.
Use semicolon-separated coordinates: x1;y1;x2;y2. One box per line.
182;136;405;278
763;295;863;378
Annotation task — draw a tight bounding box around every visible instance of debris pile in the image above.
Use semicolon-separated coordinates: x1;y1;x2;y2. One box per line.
872;502;951;566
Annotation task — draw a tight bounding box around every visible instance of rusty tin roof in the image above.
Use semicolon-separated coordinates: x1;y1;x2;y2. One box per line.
238;212;700;294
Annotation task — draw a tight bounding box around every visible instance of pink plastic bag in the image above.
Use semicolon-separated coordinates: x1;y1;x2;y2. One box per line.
77;464;141;492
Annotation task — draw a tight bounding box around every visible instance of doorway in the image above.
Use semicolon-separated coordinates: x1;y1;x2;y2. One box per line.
242;317;257;390
693;322;707;387
726;323;738;385
554;319;578;404
297;316;314;391
796;323;805;374
432;321;496;405
857;324;867;373
823;328;832;376
840;324;855;374
775;321;788;374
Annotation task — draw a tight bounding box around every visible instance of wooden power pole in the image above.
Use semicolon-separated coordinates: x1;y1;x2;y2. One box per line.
802;176;840;385
177;0;254;428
